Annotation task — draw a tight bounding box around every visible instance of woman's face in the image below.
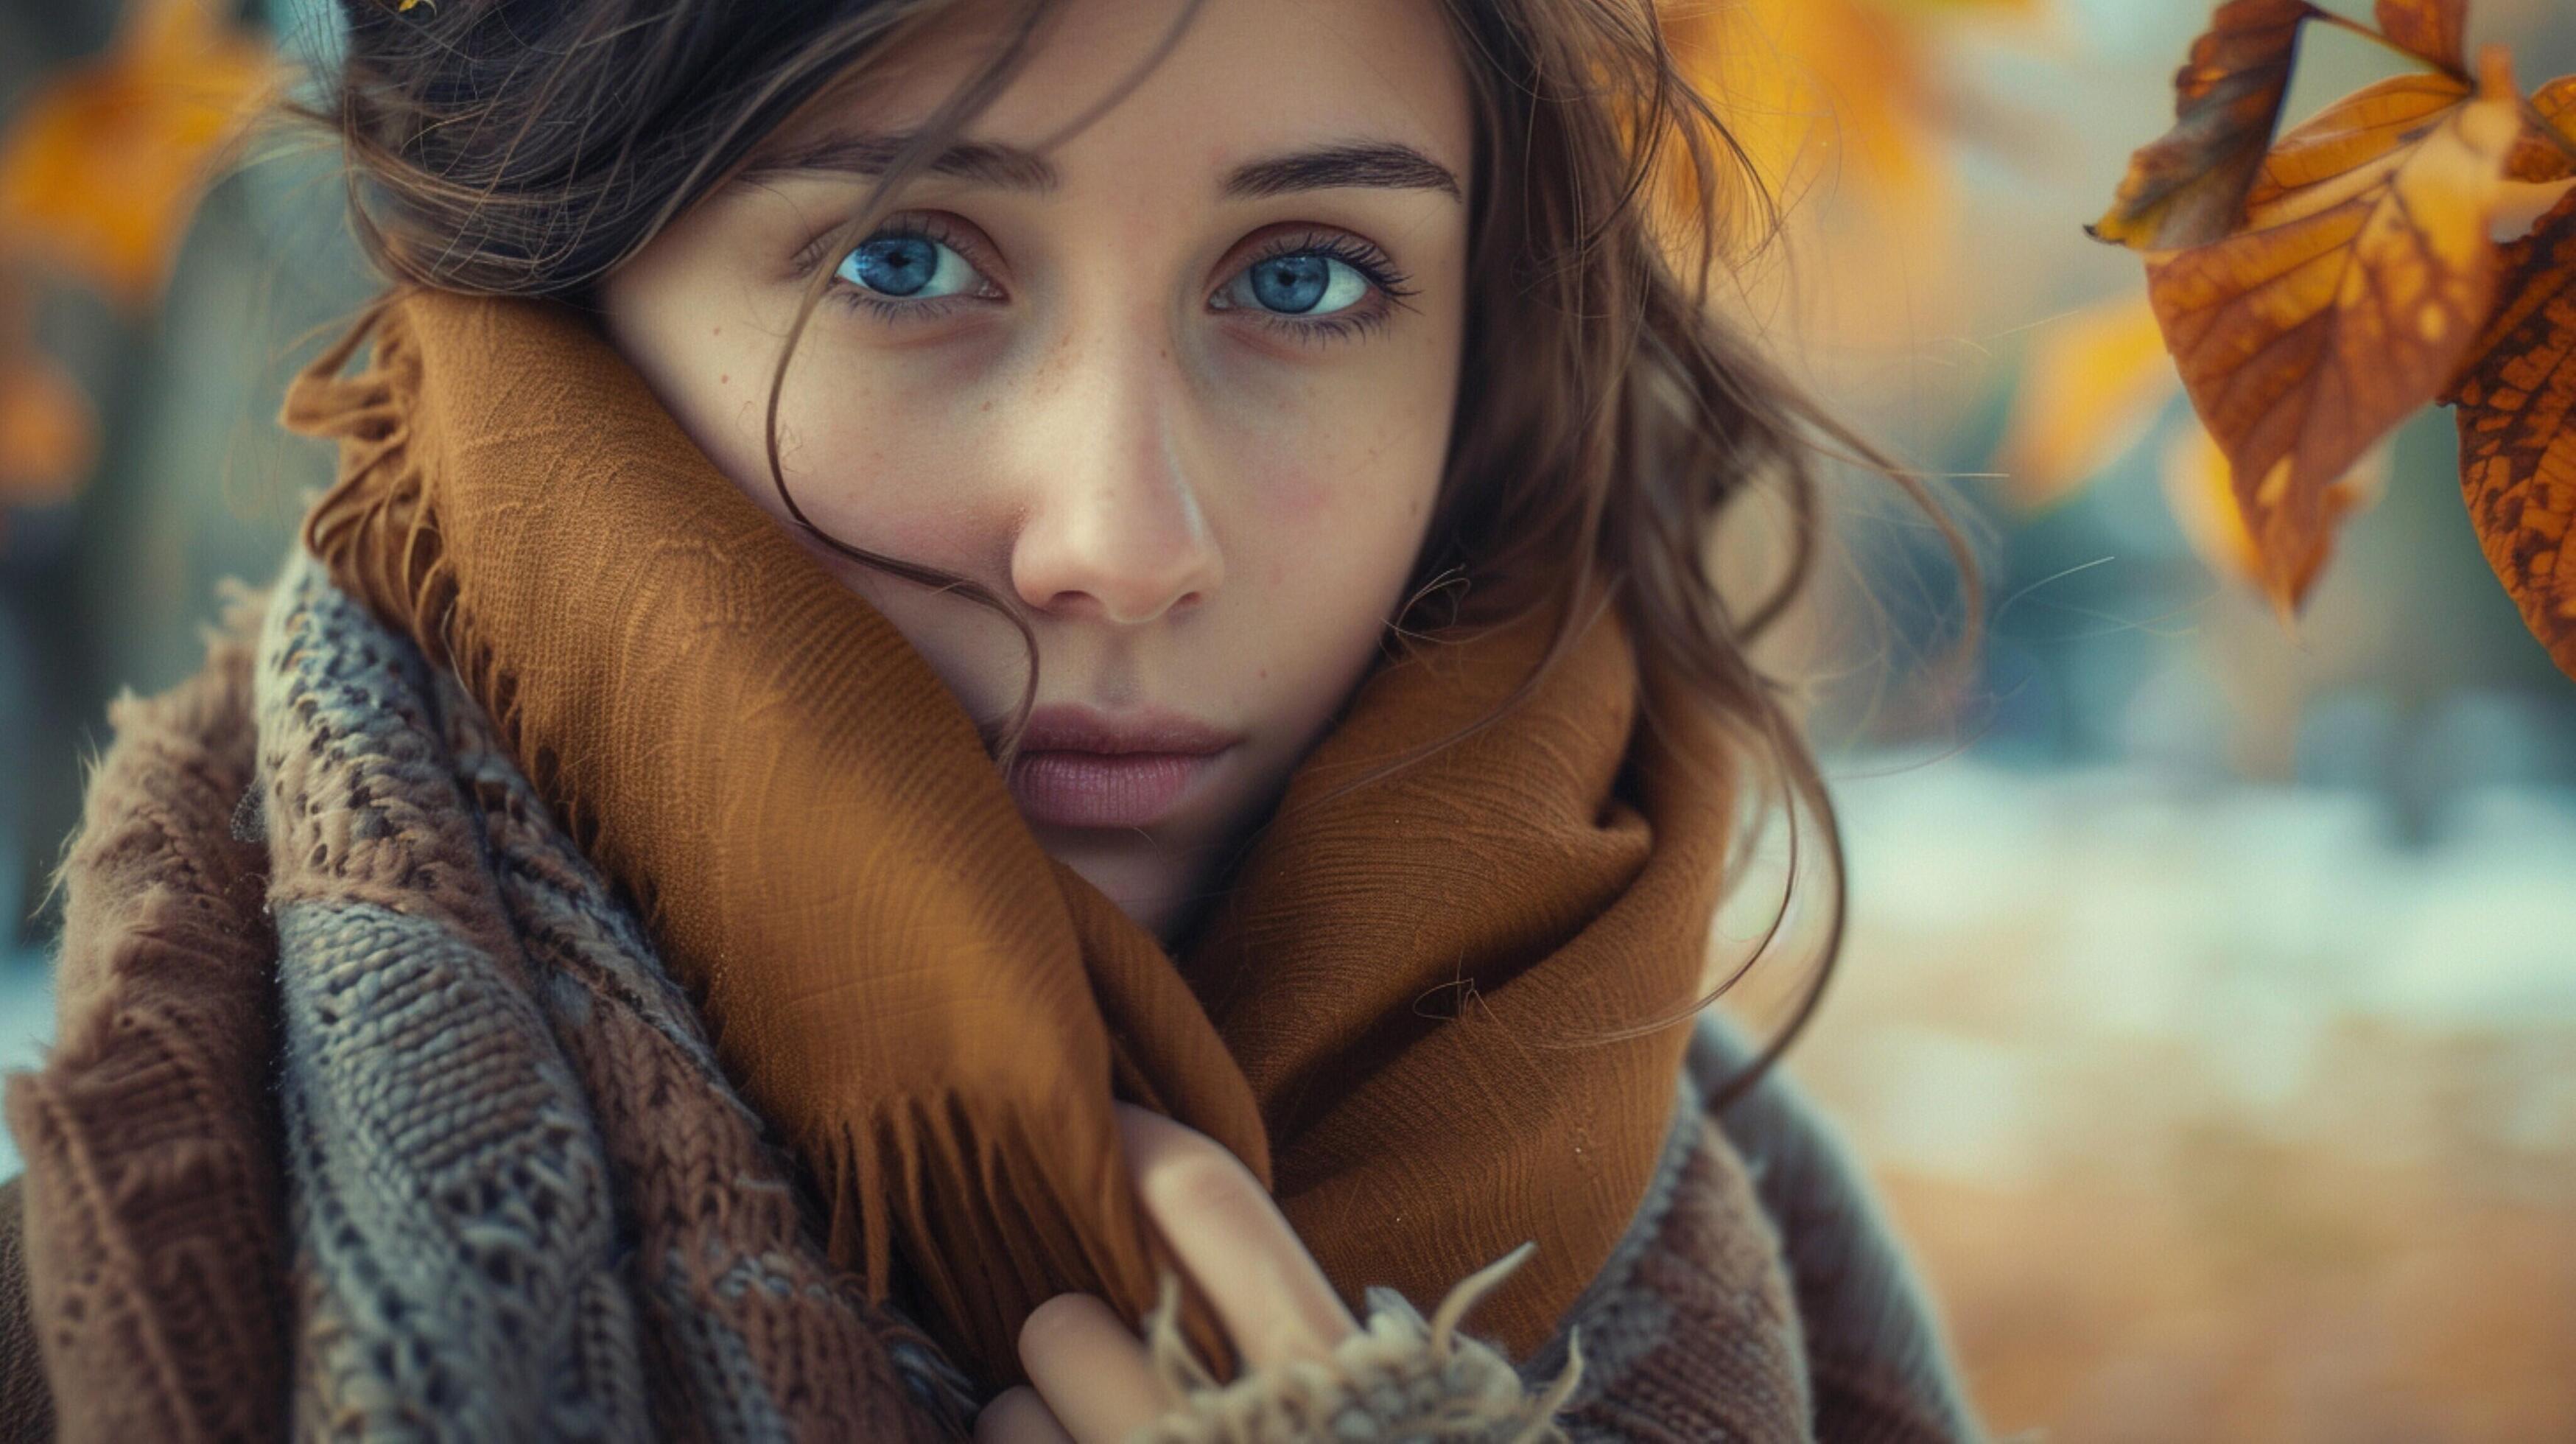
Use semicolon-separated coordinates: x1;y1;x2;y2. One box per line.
600;0;1470;942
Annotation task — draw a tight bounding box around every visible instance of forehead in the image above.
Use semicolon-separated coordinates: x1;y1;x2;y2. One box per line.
785;0;1470;185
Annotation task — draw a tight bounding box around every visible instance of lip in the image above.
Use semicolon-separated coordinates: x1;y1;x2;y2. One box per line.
1006;704;1242;830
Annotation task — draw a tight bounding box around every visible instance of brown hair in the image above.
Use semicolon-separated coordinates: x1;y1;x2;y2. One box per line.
305;0;1979;1093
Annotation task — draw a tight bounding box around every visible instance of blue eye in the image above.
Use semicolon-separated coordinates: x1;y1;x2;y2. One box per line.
835;231;983;301
1219;251;1372;317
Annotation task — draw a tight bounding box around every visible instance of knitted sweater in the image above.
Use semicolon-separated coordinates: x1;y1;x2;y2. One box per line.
0;1039;1977;1442
0;561;1984;1443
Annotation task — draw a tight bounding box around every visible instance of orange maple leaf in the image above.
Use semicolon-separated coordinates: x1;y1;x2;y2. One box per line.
2088;0;2319;252
0;0;280;311
2144;49;2522;613
2445;189;2576;681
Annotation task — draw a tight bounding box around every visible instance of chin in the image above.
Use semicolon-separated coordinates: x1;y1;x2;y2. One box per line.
1031;830;1176;923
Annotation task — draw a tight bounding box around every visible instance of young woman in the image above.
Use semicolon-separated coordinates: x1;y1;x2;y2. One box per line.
0;0;1985;1440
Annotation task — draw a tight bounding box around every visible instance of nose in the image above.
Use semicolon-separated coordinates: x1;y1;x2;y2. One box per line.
1007;333;1224;627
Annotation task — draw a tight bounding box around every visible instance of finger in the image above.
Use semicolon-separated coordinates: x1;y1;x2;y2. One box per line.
974;1386;1075;1444
1017;1292;1179;1443
1116;1104;1358;1371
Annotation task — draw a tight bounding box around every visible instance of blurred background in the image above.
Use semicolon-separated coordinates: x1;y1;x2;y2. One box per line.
1;1;2571;1439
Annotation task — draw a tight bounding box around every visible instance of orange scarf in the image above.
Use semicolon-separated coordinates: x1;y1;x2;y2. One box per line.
284;288;1735;1385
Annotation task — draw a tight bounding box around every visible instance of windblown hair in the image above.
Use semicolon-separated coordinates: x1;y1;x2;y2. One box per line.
304;0;1978;1088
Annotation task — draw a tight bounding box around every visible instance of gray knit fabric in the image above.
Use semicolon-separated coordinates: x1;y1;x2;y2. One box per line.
260;553;650;1441
424;656;985;1440
248;549;989;1442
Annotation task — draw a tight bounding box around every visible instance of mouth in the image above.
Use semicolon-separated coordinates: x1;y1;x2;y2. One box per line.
1004;704;1242;830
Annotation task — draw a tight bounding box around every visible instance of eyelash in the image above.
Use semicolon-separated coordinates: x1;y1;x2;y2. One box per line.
797;216;1417;344
1228;229;1418;345
805;214;994;323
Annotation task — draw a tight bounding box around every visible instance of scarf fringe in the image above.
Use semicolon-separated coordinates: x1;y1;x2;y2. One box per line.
829;1090;1235;1384
291;298;547;852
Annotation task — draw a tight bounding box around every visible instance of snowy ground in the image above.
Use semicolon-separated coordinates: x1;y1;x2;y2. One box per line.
1783;760;2576;1440
1797;762;2576;1182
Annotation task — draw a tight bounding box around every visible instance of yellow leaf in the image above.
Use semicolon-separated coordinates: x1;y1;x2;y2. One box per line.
2163;422;2260;585
0;273;97;506
0;0;281;310
1998;295;2180;508
2161;420;2387;601
2240;72;2471;217
0;349;97;508
1669;0;2022;226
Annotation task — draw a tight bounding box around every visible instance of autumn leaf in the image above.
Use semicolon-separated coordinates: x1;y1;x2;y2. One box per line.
2161;421;2387;599
1998;295;2180;508
0;0;280;310
2088;0;2320;252
2445;188;2576;680
2372;0;2467;75
1668;0;2038;225
0;351;97;511
2145;48;2521;611
2508;74;2576;183
2239;72;2474;213
0;272;98;513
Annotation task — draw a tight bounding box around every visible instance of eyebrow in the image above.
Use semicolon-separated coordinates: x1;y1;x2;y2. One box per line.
737;132;1463;203
1221;142;1463;201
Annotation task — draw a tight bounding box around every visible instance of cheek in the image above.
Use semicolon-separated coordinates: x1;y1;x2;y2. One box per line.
603;234;986;564
1218;385;1446;730
1225;362;1447;600
706;331;1007;567
1243;449;1430;604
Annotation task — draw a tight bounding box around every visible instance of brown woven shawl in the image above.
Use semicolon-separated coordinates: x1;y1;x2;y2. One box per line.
282;287;1735;1384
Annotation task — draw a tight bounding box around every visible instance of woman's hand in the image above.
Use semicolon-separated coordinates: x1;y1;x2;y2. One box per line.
973;1104;1360;1443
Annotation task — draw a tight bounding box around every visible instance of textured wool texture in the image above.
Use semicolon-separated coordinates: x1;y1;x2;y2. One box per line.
0;585;289;1443
262;542;650;1438
6;555;970;1443
1529;1028;1989;1444
1131;1246;1581;1443
0;561;1984;1443
282;288;1744;1382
